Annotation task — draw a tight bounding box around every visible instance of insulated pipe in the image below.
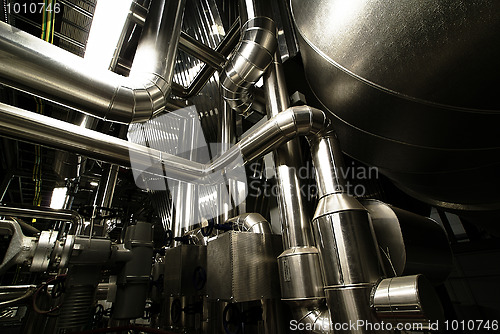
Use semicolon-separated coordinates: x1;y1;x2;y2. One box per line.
0;102;328;183
0;0;186;123
220;0;278;115
225;213;272;234
265;53;330;332
0;205;84;235
265;53;315;249
308;132;387;334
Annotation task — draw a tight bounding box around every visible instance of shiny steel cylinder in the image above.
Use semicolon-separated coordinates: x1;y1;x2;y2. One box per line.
310;134;385;332
312;196;384;333
265;54;315;249
0;0;186;123
373;275;445;326
220;0;277;115
277;247;325;301
308;133;347;198
0;103;328;183
265;49;330;332
226;213;272;234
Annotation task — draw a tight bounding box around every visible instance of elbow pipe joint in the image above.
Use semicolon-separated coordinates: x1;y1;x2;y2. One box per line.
221;16;278;115
110;74;172;123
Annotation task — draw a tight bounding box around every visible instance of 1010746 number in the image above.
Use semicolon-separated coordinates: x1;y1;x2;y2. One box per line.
6;2;61;14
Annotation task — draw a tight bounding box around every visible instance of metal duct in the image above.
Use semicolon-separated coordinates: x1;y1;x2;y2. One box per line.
220;0;278;115
0;0;186;123
225;212;272;234
264;52;330;332
309;132;386;333
0;102;327;183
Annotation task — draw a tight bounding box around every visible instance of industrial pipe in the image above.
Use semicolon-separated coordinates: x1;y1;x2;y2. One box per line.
220;0;278;115
0;205;84;235
0;102;327;183
0;0;186;123
308;132;386;333
225;213;272;234
265;52;330;332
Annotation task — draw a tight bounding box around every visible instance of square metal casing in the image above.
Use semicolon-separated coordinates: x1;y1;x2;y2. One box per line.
206;231;282;302
164;244;207;296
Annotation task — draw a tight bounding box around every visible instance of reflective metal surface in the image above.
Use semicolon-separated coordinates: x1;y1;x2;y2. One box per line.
0;103;327;184
226;213;272;234
266;53;314;249
277;247;324;301
0;220;36;275
0;205;84;235
361;199;453;283
172;19;241;98
291;0;500;208
0;0;186;123
309;133;347;199
373;275;445;326
288;300;331;334
220;0;277;115
309;126;386;332
206;231;282;302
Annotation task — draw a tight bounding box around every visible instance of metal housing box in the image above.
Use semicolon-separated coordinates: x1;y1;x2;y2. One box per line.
206;231;282;302
164;245;207;296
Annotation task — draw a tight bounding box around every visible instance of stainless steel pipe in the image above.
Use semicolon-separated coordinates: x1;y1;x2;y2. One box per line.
225;213;272;234
0;0;186;123
309;134;386;333
0;102;327;184
220;0;278;115
264;50;329;331
0;205;84;235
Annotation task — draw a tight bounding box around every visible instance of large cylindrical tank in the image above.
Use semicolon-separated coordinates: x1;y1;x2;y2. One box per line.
291;0;500;210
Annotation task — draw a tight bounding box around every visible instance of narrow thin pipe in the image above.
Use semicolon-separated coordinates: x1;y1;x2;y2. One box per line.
0;205;84;235
179;32;226;70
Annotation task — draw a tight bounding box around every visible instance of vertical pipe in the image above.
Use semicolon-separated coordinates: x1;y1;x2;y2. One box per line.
94;164;119;210
264;53;314;249
309;133;386;333
264;53;329;332
219;101;236;222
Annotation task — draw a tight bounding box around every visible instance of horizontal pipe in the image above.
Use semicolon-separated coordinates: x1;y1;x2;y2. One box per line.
0;0;185;123
0;285;37;307
0;103;328;183
0;205;84;235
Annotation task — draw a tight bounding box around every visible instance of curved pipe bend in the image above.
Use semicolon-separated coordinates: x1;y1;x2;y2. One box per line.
225;213;272;234
220;0;278;116
0;103;328;184
0;0;186;123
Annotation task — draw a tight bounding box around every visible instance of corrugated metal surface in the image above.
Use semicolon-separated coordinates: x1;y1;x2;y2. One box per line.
206;232;283;302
